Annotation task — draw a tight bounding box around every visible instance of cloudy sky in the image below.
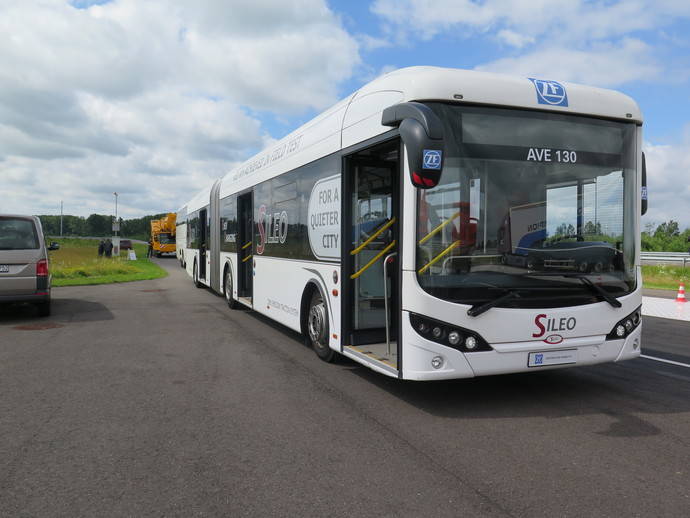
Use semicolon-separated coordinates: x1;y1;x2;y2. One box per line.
1;0;689;229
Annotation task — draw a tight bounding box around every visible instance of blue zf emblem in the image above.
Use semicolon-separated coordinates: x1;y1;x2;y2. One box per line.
529;78;568;107
534;353;544;365
422;149;442;170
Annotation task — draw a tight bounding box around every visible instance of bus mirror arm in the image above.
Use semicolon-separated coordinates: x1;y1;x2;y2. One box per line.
382;102;445;189
641;152;648;216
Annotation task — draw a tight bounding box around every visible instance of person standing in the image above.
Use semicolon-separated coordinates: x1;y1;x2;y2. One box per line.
98;239;104;257
147;239;153;258
104;238;113;258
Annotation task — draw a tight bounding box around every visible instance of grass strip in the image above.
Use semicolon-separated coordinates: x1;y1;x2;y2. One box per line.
641;264;688;291
49;239;168;287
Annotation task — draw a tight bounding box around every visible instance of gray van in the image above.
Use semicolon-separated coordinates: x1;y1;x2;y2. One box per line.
0;215;59;316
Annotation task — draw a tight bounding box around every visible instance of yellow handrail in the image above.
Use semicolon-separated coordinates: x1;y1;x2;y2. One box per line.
242;241;252;250
350;240;396;279
351;217;396;256
417;241;461;275
242;254;253;263
418;211;460;245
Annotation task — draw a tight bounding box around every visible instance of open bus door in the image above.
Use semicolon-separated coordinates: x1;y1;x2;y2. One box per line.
342;140;401;375
237;191;253;307
198;208;207;282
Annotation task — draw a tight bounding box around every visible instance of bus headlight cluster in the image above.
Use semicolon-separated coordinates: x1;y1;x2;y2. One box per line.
606;306;642;341
409;313;491;353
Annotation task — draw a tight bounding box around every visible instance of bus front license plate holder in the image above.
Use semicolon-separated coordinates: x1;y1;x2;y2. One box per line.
528;349;577;368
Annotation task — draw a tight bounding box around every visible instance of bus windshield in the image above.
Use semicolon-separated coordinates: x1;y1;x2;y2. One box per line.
158;233;176;245
416;103;637;308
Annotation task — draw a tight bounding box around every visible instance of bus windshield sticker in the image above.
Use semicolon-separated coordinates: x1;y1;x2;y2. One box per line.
529;78;568;107
308;174;341;261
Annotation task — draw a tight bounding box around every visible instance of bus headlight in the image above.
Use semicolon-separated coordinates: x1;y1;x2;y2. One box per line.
409;314;491;353
624;319;634;333
607;306;642;340
632;310;641;326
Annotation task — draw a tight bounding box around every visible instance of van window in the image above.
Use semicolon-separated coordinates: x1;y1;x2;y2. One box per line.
0;217;40;250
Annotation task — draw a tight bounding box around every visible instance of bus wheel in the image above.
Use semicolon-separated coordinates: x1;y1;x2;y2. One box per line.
193;261;202;288
308;291;335;362
224;268;238;309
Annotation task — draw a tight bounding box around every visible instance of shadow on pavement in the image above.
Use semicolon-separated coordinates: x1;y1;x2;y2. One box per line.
244;308;689;436
0;298;114;326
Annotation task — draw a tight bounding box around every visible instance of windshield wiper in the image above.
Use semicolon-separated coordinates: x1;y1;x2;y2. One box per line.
467;290;521;317
519;271;622;308
577;275;622;308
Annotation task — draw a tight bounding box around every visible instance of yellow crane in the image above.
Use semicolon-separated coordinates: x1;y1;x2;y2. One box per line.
150;213;176;257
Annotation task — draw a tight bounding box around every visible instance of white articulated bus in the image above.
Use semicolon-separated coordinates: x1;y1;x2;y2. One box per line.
178;66;647;380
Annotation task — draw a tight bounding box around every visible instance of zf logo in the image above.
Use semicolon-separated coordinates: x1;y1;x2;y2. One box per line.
534;353;544;365
529;78;568;107
422;149;442;170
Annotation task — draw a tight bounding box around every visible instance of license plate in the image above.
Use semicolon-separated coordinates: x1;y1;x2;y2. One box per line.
0;265;9;273
528;349;577;367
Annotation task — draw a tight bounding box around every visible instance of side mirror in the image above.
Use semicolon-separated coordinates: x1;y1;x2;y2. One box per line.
382;102;445;189
641;152;648;216
48;242;60;251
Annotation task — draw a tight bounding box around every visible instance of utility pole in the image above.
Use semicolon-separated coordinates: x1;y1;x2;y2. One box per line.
60;200;63;237
113;192;119;237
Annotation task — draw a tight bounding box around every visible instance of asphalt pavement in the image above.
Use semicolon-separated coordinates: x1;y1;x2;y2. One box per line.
0;259;688;517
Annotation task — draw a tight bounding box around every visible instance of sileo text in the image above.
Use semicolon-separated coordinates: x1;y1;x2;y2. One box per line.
533;314;576;338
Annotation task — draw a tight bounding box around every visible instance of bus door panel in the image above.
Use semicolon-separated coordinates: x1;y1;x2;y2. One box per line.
343;140;401;363
199;208;207;280
237;192;253;301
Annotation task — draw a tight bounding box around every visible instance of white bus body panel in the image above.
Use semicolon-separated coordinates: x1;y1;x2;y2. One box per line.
341;90;404;149
252;256;341;348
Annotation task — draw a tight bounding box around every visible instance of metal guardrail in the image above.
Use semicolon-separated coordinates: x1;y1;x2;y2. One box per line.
641;252;690;267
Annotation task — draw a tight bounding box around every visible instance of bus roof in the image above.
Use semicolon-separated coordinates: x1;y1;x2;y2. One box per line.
186;181;215;213
215;66;642;199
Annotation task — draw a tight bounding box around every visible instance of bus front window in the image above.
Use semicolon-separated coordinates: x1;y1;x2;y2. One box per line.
416;103;637;308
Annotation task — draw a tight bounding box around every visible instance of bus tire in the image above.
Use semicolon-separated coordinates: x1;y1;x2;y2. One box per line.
193;260;203;288
224;267;238;309
308;290;336;362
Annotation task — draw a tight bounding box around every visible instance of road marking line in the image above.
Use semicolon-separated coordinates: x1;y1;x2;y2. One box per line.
640;354;690;369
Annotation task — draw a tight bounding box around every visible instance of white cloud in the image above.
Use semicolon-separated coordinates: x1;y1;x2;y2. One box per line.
372;0;690;45
0;0;360;218
643;131;690;229
476;39;660;87
371;0;690;87
496;30;534;49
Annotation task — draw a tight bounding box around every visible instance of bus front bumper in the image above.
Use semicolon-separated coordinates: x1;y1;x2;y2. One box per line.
401;318;641;381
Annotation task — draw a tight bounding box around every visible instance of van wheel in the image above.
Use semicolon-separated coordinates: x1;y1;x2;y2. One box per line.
224;268;238;309
308;291;336;362
193;261;202;288
36;300;51;317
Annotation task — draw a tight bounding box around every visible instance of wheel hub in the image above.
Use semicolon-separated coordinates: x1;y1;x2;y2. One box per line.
308;303;327;346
